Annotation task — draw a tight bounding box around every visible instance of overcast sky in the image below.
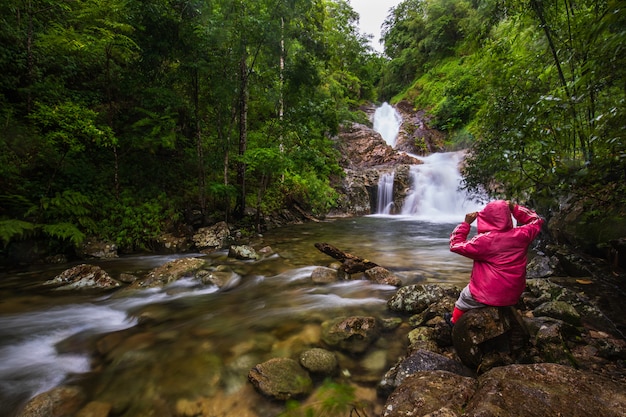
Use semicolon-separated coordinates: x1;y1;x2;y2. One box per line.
350;0;403;53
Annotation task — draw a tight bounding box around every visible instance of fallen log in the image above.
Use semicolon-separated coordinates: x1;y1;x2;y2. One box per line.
314;242;379;274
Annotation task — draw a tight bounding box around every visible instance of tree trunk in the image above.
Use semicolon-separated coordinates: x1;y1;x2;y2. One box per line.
235;53;248;218
314;242;380;274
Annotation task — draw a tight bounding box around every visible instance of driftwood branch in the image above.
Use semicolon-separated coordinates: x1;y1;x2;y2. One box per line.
314;242;379;274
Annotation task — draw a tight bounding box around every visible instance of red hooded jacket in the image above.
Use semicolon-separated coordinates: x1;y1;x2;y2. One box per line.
449;200;544;306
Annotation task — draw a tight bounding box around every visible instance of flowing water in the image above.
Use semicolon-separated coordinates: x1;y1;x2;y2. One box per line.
0;104;484;416
0;217;477;416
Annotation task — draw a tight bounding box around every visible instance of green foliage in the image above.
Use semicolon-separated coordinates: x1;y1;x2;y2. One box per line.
278;379;365;417
0;220;36;248
98;192;180;252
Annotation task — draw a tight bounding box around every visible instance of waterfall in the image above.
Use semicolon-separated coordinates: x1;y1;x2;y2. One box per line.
373;102;402;148
373;103;402;214
400;151;484;222
372;103;482;221
377;172;395;214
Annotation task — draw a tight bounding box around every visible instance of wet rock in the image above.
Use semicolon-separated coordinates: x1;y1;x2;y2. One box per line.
364;266;402;287
407;327;439;354
299;348;338;375
533;300;582;326
381;370;477;417
128;257;208;289
228;245;259;260
451;307;529;371
526;254;556;278
44;264;120;290
16;386;85;417
199;267;241;290
192;221;230;250
321;316;380;354
379;317;403;332
311;266;339;284
377;349;474;397
408;297;456;327
76;238;118;259
388;284;459;314
335;122;420;170
248;358;313;401
155;232;192;253
525;278;615;333
463;363;626;417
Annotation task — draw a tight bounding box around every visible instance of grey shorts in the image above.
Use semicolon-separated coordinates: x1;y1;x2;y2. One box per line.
455;285;488;311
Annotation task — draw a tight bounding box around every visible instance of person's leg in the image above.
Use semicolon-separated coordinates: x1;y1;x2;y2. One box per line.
450;285;487;324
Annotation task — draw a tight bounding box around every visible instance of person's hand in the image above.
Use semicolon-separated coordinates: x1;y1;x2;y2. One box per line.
507;200;515;211
464;212;478;224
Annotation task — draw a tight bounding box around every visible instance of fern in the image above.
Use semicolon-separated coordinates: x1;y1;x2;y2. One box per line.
41;222;86;246
0;219;36;247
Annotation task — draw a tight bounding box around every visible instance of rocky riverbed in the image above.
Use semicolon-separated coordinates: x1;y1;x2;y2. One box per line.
13;239;626;417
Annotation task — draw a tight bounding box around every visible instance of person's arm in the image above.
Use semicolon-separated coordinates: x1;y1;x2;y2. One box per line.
510;203;544;239
450;212;486;259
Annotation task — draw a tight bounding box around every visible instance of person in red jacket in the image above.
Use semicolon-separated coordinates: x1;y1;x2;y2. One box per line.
447;200;544;325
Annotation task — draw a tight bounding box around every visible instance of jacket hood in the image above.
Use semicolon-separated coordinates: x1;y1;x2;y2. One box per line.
477;200;513;233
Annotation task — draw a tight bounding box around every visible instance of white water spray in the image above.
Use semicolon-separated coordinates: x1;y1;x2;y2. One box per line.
373;102;402;147
372;103;484;221
400;151;483;222
377;172;395;214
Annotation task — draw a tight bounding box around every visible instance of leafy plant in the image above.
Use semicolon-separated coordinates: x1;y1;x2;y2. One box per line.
278;379;368;417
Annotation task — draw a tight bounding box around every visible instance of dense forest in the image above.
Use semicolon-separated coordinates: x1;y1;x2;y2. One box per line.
1;0;625;263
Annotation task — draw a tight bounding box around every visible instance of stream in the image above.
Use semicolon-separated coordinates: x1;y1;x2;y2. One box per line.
0;214;481;416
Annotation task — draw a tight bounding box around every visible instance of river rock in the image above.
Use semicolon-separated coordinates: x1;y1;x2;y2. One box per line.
155;232;192;253
248;358;313;400
524;278;616;333
526;254;557;278
76;238;118;259
381;370;477;417
199;267;241;290
192;221;230;250
128;257;208;289
533;300;582;326
16;385;85;417
377;349;474;397
228;245;259;260
463;363;626;417
364;266;402;286
311;266;339;284
387;284;459;314
321;316;380;354
452;307;529;371
44;264;120;290
299;348;338;375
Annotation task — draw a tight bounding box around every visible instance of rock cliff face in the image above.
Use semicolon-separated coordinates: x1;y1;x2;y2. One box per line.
329;102;445;217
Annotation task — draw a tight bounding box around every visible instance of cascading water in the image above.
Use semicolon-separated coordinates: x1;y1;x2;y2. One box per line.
400;151;483;222
374;103;401;214
373;102;402;147
372;102;483;220
376;172;395;214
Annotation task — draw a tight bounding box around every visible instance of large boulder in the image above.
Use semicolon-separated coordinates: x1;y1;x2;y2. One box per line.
44;264;120;290
464;363;626;417
381;370;477;417
378;349;474;397
128;257;209;289
451;307;529;371
192;221;231;251
388;284;459;314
